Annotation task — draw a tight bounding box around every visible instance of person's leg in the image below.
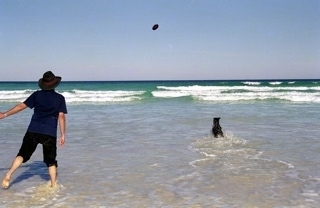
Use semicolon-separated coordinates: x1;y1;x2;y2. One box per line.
48;165;57;188
2;132;37;189
41;133;58;188
2;156;24;189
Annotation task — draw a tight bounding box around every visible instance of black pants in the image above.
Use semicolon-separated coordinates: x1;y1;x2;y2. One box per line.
17;131;58;167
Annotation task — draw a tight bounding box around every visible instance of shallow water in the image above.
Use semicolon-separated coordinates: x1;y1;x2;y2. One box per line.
1;99;319;207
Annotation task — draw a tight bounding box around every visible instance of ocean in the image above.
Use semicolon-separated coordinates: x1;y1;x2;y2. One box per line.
0;80;319;207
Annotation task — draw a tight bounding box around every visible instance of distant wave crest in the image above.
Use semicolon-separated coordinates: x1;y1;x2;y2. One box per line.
153;85;320;103
0;81;319;104
0;89;146;104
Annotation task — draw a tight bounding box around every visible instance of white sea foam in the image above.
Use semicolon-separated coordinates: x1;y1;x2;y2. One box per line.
0;90;32;102
153;85;320;103
62;90;145;103
0;89;146;103
269;81;282;85
242;81;261;85
0;83;319;103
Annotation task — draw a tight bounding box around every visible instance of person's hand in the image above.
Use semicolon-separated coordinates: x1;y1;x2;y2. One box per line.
59;135;65;148
0;112;6;119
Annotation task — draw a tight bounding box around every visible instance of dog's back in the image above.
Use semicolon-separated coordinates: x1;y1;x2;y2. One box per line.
212;117;224;138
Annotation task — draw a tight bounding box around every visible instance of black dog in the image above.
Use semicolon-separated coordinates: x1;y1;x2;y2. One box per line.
212;117;224;138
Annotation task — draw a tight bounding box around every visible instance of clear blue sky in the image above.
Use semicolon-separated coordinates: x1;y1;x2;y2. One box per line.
0;0;319;81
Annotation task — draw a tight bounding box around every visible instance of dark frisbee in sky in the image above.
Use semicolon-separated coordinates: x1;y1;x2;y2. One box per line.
152;24;159;30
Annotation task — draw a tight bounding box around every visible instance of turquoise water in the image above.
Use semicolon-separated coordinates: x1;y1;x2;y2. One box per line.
0;80;319;207
0;79;320;103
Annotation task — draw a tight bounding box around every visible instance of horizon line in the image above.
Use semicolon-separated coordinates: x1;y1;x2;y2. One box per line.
0;78;319;83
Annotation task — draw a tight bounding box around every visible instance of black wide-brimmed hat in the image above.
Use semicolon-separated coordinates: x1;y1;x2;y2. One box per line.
38;71;62;90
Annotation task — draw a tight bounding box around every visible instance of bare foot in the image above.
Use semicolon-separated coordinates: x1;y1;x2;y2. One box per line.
50;180;57;189
2;175;11;189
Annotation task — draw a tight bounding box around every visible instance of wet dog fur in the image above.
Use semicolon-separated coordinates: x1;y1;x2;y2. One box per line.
212;117;224;138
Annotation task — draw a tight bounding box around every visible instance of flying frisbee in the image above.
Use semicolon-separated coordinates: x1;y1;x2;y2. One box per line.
152;24;159;30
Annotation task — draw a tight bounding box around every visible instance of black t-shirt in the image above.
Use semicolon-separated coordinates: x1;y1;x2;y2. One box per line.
24;90;67;137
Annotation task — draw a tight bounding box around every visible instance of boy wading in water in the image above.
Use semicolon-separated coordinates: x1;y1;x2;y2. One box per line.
1;71;67;189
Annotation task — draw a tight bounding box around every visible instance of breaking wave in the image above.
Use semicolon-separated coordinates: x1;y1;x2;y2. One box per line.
0;80;319;104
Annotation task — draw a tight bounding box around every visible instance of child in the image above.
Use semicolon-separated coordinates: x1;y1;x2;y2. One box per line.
1;71;67;189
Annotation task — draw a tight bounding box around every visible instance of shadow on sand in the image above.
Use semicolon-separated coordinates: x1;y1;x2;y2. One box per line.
2;161;50;187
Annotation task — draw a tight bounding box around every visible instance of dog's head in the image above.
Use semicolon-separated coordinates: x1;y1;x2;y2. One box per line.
213;117;221;126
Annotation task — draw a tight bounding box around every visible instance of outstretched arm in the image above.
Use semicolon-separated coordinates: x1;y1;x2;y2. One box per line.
58;112;66;147
0;103;27;119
